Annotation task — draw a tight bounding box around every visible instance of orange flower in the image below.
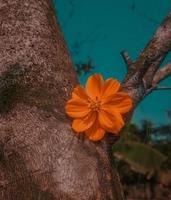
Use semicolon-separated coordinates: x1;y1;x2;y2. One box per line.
65;74;133;141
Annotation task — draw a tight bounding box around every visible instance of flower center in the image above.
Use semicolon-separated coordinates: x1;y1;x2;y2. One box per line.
88;97;101;111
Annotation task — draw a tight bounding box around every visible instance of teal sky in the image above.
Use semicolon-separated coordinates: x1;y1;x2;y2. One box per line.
53;0;171;125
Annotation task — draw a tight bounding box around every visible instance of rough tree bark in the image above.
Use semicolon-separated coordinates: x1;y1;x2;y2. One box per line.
0;1;170;200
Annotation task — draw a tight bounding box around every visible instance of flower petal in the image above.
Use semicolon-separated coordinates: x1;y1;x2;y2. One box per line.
72;111;97;132
72;85;89;100
65;98;90;118
85;120;105;141
86;74;103;99
101;78;120;99
98;109;124;134
102;92;133;114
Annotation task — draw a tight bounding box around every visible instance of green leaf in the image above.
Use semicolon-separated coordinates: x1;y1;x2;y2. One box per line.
113;141;167;177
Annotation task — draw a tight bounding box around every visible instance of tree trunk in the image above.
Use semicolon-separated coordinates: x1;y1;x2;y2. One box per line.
0;1;124;199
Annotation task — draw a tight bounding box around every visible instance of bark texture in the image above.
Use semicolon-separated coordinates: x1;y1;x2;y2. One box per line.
0;1;123;199
0;1;171;200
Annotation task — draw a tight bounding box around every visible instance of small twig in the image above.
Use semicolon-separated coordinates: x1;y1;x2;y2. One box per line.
146;85;171;94
155;86;171;90
120;51;133;68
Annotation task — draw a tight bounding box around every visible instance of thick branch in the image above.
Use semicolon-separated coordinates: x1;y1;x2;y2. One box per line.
143;58;163;88
136;12;171;77
122;12;171;105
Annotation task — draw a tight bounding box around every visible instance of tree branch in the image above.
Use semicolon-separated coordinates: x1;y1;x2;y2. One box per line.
143;58;163;88
152;63;171;86
122;12;171;105
145;63;171;94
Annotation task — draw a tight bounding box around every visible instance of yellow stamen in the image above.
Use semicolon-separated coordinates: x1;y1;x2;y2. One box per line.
88;97;101;111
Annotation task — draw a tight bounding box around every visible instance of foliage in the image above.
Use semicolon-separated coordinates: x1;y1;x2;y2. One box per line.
113;118;171;185
113;140;167;177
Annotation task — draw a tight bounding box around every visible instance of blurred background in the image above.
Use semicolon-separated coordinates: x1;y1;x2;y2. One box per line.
53;1;171;199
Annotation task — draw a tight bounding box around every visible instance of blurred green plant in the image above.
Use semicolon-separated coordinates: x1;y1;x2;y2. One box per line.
113;119;171;187
113;140;167;178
